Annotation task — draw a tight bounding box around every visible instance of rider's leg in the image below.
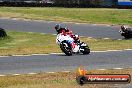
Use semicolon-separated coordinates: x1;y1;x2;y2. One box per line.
70;42;79;52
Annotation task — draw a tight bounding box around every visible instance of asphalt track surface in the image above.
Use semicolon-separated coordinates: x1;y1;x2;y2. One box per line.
0;50;132;74
0;18;131;75
0;18;123;39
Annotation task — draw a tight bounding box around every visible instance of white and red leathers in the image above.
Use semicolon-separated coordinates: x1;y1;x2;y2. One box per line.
56;32;80;52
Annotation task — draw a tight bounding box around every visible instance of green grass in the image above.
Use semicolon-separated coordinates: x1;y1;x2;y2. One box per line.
0;31;132;56
81;37;132;51
0;7;132;25
0;31;60;56
0;69;131;88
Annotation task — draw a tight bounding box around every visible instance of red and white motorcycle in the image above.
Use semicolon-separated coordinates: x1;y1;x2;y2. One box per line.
56;33;90;56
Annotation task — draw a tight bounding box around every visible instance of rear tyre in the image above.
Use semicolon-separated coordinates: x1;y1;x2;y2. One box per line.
121;33;132;39
60;41;72;56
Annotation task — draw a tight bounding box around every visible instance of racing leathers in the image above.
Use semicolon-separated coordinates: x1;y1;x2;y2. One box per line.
57;27;80;52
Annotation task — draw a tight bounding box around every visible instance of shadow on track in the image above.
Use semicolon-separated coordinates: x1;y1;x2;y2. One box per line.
53;53;91;56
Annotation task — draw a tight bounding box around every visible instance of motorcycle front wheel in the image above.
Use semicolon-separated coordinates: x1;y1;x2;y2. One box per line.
82;47;90;55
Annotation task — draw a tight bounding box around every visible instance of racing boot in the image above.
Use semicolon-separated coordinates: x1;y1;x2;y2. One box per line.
73;45;80;53
70;42;80;53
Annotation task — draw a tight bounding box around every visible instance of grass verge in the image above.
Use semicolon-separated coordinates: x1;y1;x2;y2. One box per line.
0;7;132;25
0;69;131;88
0;31;132;56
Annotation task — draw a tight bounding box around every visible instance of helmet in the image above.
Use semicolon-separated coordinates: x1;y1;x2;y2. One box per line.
121;25;124;29
121;25;128;32
55;24;61;32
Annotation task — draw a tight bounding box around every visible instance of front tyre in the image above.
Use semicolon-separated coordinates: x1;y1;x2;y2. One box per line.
82;47;90;55
60;41;72;56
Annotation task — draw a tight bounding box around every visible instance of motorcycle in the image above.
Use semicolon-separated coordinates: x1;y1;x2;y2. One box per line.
119;28;132;39
56;34;90;56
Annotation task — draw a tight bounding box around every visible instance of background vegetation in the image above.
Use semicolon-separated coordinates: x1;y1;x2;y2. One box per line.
0;0;117;7
0;7;132;25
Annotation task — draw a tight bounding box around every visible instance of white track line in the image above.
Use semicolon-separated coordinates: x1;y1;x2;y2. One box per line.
92;24;97;26
32;54;49;56
125;49;132;51
0;56;9;57
28;73;37;75
106;50;123;52
118;39;122;40
103;38;110;39
11;18;18;20
0;75;6;77
12;74;20;76
113;68;123;70
88;37;93;38
23;19;30;21
0;49;132;57
52;34;57;35
12;55;31;56
98;69;106;70
93;49;132;52
46;72;55;73
61;71;70;73
41;33;46;35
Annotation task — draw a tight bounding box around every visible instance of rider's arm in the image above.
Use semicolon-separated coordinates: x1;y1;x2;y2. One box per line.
65;28;73;35
60;29;67;36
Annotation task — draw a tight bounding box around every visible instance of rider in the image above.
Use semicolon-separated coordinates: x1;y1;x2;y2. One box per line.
55;24;80;43
120;25;128;33
55;24;80;52
120;25;132;33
